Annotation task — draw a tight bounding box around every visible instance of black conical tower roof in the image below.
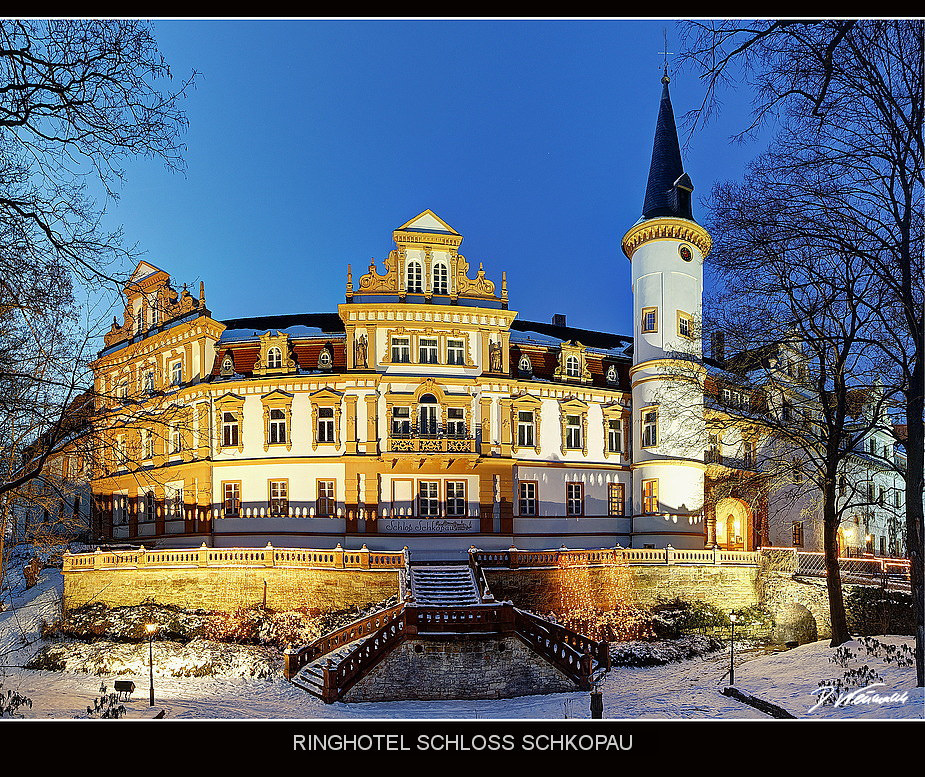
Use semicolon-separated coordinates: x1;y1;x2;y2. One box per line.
642;76;695;222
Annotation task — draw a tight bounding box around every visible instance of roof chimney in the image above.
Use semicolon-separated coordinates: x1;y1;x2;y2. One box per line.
711;331;726;364
552;314;567;327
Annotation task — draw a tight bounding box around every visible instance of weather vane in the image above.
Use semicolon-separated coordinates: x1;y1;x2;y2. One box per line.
658;28;674;83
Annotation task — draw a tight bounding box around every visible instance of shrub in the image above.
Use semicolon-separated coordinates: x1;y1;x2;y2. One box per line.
846;587;914;636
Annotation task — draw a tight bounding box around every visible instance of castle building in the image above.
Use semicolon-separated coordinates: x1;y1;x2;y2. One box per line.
81;77;907;561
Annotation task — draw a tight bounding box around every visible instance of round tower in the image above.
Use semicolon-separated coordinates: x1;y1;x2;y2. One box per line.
621;75;712;549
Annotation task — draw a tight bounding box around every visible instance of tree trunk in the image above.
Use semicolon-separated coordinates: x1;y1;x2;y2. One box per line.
823;510;851;646
904;351;925;686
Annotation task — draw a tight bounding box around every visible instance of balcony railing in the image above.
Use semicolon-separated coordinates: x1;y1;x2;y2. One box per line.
388;425;481;454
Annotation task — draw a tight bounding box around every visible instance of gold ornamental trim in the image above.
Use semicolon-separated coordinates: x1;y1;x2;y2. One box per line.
621;217;712;259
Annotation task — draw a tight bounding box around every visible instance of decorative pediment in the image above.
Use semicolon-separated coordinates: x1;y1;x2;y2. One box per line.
253;331;296;377
554;341;593;384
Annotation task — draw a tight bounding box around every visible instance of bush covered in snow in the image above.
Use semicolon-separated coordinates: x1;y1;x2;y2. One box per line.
609;635;724;666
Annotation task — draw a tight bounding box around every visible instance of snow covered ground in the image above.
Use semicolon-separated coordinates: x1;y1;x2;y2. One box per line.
1;567;922;721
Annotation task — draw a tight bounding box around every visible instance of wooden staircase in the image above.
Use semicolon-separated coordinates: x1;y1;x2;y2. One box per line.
284;559;610;703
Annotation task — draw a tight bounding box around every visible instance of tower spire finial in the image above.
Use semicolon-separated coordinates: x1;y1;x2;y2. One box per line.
658;28;673;84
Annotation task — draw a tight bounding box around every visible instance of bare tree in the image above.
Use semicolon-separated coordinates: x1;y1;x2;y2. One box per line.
0;20;194;580
680;17;924;682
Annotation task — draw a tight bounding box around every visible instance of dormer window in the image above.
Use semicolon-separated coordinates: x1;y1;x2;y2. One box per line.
518;354;532;375
565;355;580;378
606;364;618;385
406;261;423;292
267;347;283;369
318;348;333;370
221;356;234;376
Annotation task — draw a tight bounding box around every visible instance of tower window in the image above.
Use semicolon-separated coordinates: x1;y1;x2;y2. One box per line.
642;479;659;513
641;307;658;333
608;483;625;516
677;311;693;340
641;408;658;448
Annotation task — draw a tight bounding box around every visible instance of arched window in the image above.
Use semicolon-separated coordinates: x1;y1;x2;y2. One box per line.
267;347;282;369
418;393;439;436
432;262;449;294
406;261;423;292
565;355;580;378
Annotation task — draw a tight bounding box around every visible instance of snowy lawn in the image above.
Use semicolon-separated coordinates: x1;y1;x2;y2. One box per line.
1;569;921;721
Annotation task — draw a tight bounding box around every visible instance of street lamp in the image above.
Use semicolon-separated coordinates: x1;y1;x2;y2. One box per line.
145;623;157;706
729;612;740;686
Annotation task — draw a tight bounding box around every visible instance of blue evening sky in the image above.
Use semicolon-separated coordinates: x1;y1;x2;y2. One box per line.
102;19;767;339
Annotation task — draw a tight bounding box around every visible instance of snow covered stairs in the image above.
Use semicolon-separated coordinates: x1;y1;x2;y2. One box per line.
408;564;482;606
290;636;368;699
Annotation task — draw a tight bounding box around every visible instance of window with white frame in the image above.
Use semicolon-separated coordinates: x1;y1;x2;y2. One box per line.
392;406;411;436
517;411;535;448
406;261;423;292
268;480;288;516
317;480;336;516
143;369;155;394
170;425;182;455
419;338;438;364
268;408;286;444
447;338;466;365
171;360;183;386
447;407;466;437
143;430;155;460
565;355;580;378
391;336;411;363
418;481;440;517
519;481;537;516
566;482;584;516
446;481;466;516
223;482;241;517
418;395;438;435
565;414;582;449
222;412;239;447
432;263;449;294
317;406;335;443
607;418;623;453
267;347;282;369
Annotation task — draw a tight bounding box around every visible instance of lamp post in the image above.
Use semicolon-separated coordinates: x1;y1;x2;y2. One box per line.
729;612;740;686
145;623;157;706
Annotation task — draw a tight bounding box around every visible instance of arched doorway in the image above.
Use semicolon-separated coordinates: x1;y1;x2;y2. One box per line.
714;497;753;551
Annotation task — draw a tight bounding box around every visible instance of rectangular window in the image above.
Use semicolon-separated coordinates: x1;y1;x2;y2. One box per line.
519;481;537;516
607;418;623;454
879;535;886;556
268;408;287;444
677;311;693;340
641;307;658;333
222;412;239;448
143;431;155;460
418;481;440;517
447;407;466;437
447;339;465;365
391;337;411;363
171;360;183;386
744;439;756;468
317;406;335;443
392;406;411;436
143;370;155;394
166;487;183;519
566;482;584;516
316;480;336;516
170;426;182;455
446;481;466;517
269;480;288;517
517;411;535;448
792;521;804;547
565;415;582;449
223;482;241;517
608;483;625;516
641;408;658;448
419;338;438;364
642;479;658;514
